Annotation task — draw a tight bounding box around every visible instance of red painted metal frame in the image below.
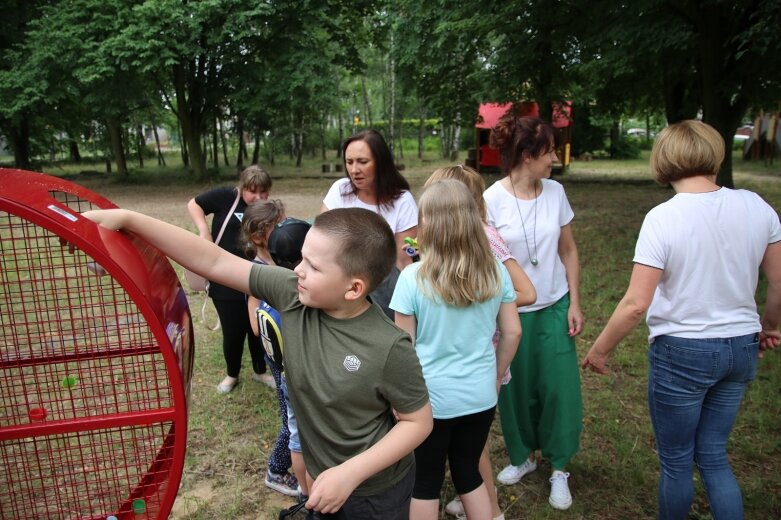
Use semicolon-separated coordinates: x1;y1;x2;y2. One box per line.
0;169;193;520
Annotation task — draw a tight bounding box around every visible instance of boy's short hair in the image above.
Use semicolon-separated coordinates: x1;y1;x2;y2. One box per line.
238;165;272;193
313;208;395;292
651;120;724;185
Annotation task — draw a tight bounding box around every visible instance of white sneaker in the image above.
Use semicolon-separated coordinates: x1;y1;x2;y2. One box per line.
445;496;464;517
548;470;572;510
496;458;537;485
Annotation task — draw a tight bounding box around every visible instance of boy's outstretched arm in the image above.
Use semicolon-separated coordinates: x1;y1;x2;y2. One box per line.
306;402;433;514
83;209;252;295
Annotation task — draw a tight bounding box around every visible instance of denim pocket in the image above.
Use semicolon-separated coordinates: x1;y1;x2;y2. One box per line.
741;338;759;383
658;339;719;392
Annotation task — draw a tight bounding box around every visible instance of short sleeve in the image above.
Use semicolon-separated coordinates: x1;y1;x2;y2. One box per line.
557;184;575;227
485;225;513;262
389;265;417;315
392;191;418;233
322;179;348;209
634;210;667;269
249;264;301;311
379;335;429;414
762;195;781;244
498;262;516;303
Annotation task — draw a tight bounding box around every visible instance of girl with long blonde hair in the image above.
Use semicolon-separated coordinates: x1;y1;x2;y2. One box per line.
424;166;536;520
390;180;521;520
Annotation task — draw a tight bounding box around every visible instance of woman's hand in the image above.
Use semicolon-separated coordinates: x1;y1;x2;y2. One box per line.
759;329;781;358
567;303;584;336
581;344;610;374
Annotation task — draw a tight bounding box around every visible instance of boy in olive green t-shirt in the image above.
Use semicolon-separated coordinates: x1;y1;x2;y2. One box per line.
84;206;432;519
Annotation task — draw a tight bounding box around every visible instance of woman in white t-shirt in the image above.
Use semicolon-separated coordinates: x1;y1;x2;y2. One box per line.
582;120;781;520
321;130;417;317
483;116;583;511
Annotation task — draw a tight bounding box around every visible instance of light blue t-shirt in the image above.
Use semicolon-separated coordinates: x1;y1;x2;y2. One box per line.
390;259;516;419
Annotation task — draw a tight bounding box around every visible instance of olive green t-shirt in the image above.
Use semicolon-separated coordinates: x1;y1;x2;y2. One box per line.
249;264;429;495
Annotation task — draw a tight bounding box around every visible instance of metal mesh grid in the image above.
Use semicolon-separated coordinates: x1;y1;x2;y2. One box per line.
0;423;174;520
0;189;180;520
0;209;172;426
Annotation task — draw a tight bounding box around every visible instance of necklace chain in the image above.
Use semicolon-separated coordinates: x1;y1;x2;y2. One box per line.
510;178;539;266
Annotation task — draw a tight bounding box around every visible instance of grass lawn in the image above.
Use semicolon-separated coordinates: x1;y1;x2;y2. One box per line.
22;149;781;519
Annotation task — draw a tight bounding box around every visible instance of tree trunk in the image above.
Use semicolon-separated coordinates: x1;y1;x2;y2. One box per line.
172;63;205;178
9;117;32;170
235;116;245;171
266;131;275;166
608;121;620;159
695;5;747;189
136;124;145;168
450;123;460;161
178;118;189;166
152;124;166;166
211;118;219;168
418;115;425;159
219;117;230;166
252;130;261;165
398;116;404;159
361;76;372;127
389;34;396;157
295;112;304;168
337;112;343;159
67;132;81;163
106;117;127;176
321;119;327;161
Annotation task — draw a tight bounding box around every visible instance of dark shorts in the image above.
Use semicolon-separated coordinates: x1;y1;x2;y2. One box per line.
324;462;414;520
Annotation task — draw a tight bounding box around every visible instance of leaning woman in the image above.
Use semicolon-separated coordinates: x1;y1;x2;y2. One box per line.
187;165;275;393
582;120;781;520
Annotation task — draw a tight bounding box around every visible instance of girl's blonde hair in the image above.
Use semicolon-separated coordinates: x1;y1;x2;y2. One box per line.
417;180;500;307
241;199;285;257
423;165;487;221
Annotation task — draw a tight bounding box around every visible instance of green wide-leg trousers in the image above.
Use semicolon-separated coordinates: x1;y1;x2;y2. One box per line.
498;294;583;470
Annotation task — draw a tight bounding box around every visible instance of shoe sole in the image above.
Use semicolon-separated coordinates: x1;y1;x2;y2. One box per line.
265;479;300;497
549;497;572;510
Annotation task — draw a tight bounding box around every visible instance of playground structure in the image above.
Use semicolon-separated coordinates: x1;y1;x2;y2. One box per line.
0;169;193;520
467;101;573;174
743;111;780;164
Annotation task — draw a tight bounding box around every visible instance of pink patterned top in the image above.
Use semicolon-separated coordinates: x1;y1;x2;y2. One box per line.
484;224;514;385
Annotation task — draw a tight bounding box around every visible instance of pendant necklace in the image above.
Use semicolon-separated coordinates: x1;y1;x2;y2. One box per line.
510;177;539;266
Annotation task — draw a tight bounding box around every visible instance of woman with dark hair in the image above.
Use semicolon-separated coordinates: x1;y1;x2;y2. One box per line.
582;120;781;519
321;130;417;317
483;115;583;511
322;130;416;270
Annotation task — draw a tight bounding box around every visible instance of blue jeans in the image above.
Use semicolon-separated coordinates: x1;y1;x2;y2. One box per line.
648;333;759;520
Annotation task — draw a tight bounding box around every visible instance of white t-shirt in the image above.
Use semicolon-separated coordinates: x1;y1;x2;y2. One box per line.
635;188;781;342
484;178;574;312
322;178;417;234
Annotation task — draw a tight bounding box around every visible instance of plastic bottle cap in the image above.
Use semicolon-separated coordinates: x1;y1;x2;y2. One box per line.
132;498;147;514
107;516;118;520
62;375;77;388
28;407;47;421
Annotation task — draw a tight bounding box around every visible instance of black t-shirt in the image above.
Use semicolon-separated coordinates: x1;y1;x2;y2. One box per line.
194;186;247;300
